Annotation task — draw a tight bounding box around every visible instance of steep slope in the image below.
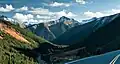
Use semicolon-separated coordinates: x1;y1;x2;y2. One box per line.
77;13;120;54
53;13;119;45
26;16;80;41
0;19;58;64
27;23;56;41
0;23;30;44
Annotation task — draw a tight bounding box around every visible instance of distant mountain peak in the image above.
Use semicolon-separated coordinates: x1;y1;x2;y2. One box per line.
27;16;80;41
58;16;72;23
59;16;70;20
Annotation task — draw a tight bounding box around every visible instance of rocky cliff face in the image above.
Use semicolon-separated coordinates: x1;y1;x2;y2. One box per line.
27;16;80;41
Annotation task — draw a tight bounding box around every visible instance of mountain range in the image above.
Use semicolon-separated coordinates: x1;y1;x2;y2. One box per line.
0;12;120;64
53;13;119;45
50;13;120;63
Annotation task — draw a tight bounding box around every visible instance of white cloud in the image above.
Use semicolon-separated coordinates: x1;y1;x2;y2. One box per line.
76;0;86;4
49;2;71;7
55;10;77;19
0;4;14;12
12;13;53;25
15;6;28;12
10;6;77;24
36;10;77;20
13;13;34;23
35;10;77;22
111;9;120;14
36;15;51;19
12;13;40;26
29;7;77;20
29;7;53;15
84;11;104;18
84;9;120;19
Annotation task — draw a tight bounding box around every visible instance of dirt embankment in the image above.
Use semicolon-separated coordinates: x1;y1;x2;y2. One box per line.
0;23;30;44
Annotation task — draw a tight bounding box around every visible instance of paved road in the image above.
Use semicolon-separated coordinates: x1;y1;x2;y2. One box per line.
65;50;120;64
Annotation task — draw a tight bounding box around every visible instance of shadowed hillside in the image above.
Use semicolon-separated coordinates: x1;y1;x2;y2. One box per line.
0;19;64;64
64;13;120;60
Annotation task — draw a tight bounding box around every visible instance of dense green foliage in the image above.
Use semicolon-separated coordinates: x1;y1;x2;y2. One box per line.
0;20;49;64
0;32;37;64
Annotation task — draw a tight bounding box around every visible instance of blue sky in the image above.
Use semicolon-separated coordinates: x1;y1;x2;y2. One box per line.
0;0;120;24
